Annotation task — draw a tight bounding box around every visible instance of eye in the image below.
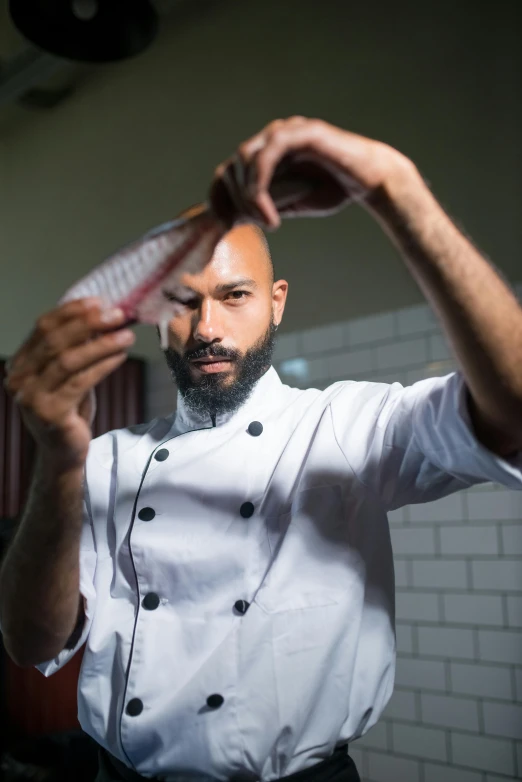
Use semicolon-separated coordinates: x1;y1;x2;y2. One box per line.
163;289;198;309
227;290;249;301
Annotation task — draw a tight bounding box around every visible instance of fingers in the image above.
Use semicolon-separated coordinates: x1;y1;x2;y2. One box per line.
247;119;325;228
212;116;327;229
3;300;137;463
7;327;134;402
6;299;127;384
15;352;128;428
53;351;129;408
236;117;306;167
37;327;135;392
3;299;135;419
211;117;391;228
5;299;94;375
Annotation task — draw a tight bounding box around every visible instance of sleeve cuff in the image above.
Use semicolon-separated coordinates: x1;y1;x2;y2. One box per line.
413;370;522;489
34;549;96;677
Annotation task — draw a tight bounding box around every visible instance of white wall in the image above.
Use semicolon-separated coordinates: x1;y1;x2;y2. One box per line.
147;279;522;782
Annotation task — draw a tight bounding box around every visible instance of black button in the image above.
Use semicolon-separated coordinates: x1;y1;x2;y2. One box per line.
155;448;169;461
248;421;263;437
143;592;160;610
206;694;224;709
126;698;143;716
138;507;155;521
234;600;250;614
240;502;254;518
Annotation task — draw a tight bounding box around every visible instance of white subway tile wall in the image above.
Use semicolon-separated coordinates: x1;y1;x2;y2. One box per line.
507;596;522;628
515;668;522;701
450;661;513;700
502;525;522;556
396;303;439;337
145;293;522;782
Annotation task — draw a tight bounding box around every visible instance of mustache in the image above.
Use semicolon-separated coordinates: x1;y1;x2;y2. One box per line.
184;345;240;362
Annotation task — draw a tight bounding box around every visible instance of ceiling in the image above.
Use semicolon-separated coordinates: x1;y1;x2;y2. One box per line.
0;1;26;60
0;1;189;113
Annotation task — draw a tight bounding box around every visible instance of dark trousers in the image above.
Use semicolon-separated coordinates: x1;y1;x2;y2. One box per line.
95;744;360;782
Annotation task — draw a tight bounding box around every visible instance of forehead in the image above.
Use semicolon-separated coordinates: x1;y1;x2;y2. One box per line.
179;225;270;290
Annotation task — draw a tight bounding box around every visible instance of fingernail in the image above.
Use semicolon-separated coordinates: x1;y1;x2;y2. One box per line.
81;297;102;311
266;217;280;232
114;329;134;344
100;308;124;323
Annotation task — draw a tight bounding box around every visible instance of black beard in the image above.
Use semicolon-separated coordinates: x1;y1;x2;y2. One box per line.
163;320;277;418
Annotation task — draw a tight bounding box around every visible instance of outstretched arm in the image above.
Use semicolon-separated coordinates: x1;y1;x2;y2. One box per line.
211;117;522;457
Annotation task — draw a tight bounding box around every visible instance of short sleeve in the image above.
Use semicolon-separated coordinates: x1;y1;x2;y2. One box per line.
330;371;522;512
34;488;97;677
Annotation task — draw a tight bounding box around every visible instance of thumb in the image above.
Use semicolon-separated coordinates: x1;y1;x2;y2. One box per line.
79;387;97;427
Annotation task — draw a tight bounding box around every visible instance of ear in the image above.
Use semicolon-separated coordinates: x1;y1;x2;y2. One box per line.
272;279;288;326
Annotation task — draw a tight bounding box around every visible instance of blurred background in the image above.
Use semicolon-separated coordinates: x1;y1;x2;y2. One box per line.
0;1;521;780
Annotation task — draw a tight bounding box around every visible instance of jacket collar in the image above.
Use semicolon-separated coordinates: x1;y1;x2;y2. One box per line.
174;365;283;432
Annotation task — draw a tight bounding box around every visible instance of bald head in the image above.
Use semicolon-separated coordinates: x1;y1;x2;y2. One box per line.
249;225;273;285
179;202;274;286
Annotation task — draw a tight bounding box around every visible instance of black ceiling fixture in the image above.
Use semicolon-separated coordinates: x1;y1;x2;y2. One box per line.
8;0;159;63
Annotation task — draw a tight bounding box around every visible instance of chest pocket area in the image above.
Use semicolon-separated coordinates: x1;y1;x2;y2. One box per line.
255;483;361;613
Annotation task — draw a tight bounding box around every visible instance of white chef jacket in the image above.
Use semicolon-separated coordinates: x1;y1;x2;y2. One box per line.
33;366;522;782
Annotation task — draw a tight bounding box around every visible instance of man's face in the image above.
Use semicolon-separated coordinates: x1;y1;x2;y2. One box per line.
162;224;287;417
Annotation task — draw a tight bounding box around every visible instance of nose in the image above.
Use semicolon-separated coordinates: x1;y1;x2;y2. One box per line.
192;299;224;344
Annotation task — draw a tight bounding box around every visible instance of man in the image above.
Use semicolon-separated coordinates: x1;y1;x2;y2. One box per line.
1;118;522;782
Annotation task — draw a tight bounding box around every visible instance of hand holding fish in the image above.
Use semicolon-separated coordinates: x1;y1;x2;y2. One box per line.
209;116;415;230
4;300;135;470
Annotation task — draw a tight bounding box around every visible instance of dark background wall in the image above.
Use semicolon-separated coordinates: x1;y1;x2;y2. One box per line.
0;0;520;359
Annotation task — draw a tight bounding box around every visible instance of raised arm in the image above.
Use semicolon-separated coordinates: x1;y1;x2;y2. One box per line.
210;116;522;457
0;300;134;666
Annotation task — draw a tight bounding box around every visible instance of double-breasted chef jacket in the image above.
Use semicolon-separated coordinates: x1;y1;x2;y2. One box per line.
31;367;522;781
